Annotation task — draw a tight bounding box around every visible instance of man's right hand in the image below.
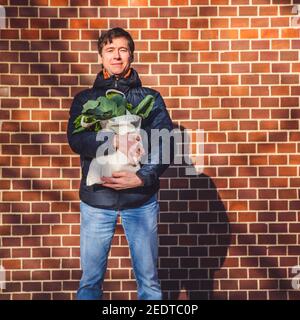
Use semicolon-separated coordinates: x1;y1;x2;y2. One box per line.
113;132;145;165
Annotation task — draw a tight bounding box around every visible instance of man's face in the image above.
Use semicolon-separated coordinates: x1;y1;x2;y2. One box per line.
99;37;131;77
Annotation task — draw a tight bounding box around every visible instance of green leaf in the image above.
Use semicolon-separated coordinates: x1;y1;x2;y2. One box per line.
94;122;101;132
72;126;86;134
106;93;127;116
108;93;125;106
82;100;100;114
131;95;155;119
82;115;96;124
126;102;133;111
73;114;83;128
116;104;126;117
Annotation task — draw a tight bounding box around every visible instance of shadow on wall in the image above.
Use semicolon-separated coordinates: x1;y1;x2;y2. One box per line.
158;124;231;300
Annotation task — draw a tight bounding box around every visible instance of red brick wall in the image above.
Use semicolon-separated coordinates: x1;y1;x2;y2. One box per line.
1;0;300;300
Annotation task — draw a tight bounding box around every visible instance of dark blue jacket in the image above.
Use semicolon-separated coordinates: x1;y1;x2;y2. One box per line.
67;68;174;209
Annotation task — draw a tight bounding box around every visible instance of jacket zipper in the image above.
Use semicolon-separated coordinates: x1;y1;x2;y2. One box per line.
115;75;119;210
113;76;120;210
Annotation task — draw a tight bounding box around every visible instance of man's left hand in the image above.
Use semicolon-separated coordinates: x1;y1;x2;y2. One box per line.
101;171;144;190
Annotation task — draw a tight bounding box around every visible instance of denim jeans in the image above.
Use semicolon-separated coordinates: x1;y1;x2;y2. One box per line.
77;195;162;300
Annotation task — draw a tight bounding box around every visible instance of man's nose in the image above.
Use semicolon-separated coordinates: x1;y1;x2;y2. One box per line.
113;50;121;59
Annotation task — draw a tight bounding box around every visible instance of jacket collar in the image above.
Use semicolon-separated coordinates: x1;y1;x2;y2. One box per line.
103;68;132;80
93;67;142;93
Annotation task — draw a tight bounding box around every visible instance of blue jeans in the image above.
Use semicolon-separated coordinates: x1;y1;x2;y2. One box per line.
77;195;162;300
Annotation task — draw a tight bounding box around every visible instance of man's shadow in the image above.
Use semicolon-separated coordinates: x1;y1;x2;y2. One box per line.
158;124;231;300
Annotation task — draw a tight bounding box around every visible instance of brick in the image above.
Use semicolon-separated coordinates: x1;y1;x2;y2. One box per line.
241;29;258;39
231;63;249;73
280;51;298;61
212;42;229;54
220;30;238;39
2;259;21;270
198;5;217;15
205;25;224;37
253;39;270;51
261;29;279;39
252;18;269;28
219;6;237;16
282;29;300;38
200;52;219;63
239;5;257;16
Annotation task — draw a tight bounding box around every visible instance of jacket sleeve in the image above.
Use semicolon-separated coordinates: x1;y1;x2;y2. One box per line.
136;92;174;187
67;91;114;158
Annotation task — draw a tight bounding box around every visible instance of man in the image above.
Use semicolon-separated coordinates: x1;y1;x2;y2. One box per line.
67;28;173;300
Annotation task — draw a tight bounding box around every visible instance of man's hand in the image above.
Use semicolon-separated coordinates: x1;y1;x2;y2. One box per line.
101;171;144;190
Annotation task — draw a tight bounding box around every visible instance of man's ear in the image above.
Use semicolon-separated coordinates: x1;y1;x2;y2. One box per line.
99;54;103;65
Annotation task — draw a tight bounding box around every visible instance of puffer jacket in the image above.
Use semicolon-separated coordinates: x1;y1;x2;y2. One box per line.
67;68;174;210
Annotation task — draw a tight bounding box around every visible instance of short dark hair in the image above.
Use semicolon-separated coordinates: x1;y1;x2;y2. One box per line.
97;27;135;62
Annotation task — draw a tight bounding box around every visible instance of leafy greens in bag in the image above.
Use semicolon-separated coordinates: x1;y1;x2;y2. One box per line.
72;90;155;134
